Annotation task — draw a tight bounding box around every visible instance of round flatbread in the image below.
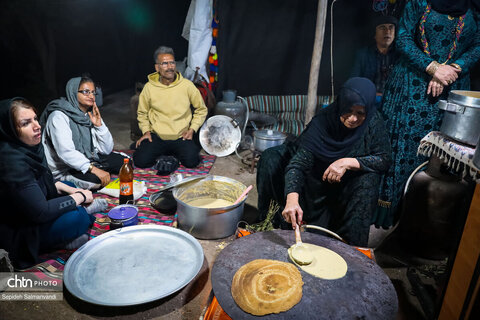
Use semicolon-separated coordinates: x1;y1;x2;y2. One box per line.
231;259;303;316
288;243;348;280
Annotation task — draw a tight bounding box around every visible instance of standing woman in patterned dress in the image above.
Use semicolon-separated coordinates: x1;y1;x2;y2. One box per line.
375;0;480;229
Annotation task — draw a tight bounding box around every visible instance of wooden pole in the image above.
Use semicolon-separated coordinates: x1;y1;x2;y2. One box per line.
305;0;328;125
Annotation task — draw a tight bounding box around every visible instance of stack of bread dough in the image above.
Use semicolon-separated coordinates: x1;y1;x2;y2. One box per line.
231;259;303;316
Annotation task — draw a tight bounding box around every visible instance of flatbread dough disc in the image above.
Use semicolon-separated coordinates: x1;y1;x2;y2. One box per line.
231;259;303;316
288;243;348;280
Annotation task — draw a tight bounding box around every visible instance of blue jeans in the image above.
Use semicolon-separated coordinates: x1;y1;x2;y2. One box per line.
39;204;95;250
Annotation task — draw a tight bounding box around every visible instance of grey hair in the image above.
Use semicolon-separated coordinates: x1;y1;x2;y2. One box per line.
154;46;175;63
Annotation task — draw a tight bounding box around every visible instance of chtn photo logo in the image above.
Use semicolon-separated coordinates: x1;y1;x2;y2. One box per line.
7;274;34;288
1;273;59;290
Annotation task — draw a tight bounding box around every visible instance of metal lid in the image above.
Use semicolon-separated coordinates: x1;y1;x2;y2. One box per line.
448;90;480;108
253;129;286;140
108;205;138;220
199;115;242;157
153;175;206;193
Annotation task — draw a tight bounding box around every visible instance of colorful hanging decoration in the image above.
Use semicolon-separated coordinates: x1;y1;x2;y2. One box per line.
208;7;219;94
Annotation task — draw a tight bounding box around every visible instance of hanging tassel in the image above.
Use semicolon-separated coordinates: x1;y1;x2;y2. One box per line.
378;199;391;208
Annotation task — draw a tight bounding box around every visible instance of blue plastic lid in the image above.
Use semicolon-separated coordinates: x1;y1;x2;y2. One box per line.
108;205;138;220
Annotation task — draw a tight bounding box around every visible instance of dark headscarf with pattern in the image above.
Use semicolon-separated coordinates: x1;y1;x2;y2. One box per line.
299;77;376;162
0;98;56;196
430;0;480;16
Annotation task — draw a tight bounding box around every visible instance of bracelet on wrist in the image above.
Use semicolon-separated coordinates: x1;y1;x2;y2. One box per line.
88;163;94;172
450;63;462;72
75;191;86;204
427;61;440;77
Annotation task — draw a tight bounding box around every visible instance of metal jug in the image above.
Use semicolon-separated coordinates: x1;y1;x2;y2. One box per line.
214;90;249;137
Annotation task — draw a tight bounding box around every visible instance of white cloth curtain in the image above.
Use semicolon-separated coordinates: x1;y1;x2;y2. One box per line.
182;0;213;81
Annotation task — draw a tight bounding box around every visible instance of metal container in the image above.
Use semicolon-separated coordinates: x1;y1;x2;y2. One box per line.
148;173;186;214
173;175;247;239
108;204;138;230
149;190;177;214
214;90;249;136
438;90;480;146
253;129;287;152
64;225;204;306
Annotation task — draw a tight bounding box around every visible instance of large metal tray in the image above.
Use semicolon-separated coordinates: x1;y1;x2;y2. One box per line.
64;225;204;306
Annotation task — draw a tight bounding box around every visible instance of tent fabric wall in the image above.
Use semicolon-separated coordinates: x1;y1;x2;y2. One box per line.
216;0;318;97
215;0;399;98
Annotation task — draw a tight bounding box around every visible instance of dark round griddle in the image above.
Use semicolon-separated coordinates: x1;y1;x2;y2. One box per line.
211;230;398;319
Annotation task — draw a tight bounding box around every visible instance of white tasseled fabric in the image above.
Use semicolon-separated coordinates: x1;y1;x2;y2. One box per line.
417;131;479;180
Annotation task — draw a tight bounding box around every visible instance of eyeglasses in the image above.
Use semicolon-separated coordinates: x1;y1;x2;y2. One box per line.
78;89;97;96
157;61;176;67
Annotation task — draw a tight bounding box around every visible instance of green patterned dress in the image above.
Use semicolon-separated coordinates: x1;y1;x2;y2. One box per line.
375;0;480;228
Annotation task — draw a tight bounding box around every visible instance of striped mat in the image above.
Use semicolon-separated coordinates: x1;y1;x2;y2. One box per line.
245;95;334;136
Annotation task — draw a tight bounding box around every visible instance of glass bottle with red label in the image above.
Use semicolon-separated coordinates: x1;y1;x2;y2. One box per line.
119;158;134;204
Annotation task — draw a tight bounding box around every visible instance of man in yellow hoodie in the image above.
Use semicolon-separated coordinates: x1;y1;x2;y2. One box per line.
133;46;208;168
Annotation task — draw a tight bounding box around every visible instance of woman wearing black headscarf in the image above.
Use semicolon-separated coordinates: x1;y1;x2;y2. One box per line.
0;98;106;269
256;78;391;247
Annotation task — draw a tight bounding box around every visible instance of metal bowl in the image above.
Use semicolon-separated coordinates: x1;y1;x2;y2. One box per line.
149;190;177;215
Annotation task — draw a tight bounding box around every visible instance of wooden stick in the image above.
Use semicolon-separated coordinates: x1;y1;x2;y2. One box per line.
305;0;328;125
295;223;302;244
233;185;253;205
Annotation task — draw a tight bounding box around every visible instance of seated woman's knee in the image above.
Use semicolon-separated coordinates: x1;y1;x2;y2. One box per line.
64;209;92;233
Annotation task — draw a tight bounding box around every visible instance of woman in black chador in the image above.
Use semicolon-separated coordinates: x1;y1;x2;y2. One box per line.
256;77;391;247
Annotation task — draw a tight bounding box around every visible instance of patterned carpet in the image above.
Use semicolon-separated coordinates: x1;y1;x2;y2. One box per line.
89;154;215;237
22;154;216;276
